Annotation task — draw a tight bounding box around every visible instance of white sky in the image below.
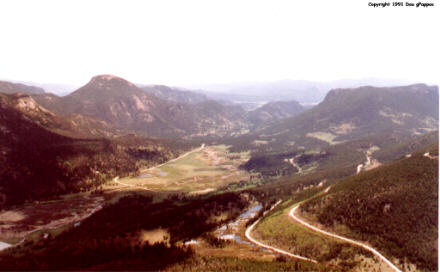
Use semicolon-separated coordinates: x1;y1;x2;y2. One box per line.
0;0;438;87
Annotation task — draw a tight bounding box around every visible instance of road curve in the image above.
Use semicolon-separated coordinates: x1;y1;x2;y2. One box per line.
289;205;402;272
245;201;318;263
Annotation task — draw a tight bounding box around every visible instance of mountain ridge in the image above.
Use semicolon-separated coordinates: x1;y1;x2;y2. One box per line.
230;83;438;153
0;80;45;95
32;75;251;138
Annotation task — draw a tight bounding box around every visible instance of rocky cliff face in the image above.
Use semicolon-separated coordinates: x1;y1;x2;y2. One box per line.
0;92;182;206
32;75;251;138
1;93;122;138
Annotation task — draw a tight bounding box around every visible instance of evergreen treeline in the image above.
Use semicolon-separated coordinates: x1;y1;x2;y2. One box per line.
0;135;182;207
0;96;196;207
301;146;438;271
0;192;249;270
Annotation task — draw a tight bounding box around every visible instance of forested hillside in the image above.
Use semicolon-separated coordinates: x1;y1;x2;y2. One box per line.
0;95;189;207
229;84;438;153
245;100;305;128
0;93;123;138
0;193;249;270
301;145;438;271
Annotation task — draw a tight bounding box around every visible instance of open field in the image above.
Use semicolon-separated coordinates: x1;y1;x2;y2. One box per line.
306;132;342;145
106;145;251;193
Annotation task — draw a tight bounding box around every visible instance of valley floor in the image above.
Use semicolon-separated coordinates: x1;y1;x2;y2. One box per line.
0;193;104;248
105;144;251;194
0;144;252;251
0;143;436;272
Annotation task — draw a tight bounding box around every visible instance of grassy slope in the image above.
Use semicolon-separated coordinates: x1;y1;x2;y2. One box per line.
164;255;336;272
301;145;438;271
252;192;372;270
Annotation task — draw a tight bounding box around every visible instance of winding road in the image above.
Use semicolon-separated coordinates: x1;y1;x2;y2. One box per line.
289;205;402;272
245;185;402;271
288;157;302;173
245;201;317;263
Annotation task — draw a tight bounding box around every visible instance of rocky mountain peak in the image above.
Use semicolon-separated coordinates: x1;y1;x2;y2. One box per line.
87;74;137;89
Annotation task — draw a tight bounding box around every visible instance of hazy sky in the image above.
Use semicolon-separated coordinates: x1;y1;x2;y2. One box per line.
0;0;438;86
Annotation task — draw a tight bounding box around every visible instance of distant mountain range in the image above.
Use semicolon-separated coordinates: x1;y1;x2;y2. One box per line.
189;78;415;105
138;84;209;104
28;75;309;139
2;75;437;144
0;74;438;206
230;84;438;153
0;79;79;96
31;75;250;138
0;80;45;95
2;77;417;105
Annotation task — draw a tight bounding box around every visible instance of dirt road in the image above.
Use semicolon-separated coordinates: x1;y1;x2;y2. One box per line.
289;205;402;272
288;157;302;173
245;200;317;263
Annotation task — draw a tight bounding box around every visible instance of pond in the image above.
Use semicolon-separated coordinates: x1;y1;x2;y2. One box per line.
239;204;262;218
157;171;168;177
215;204;264;247
137;173;153;178
219;234;254;246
